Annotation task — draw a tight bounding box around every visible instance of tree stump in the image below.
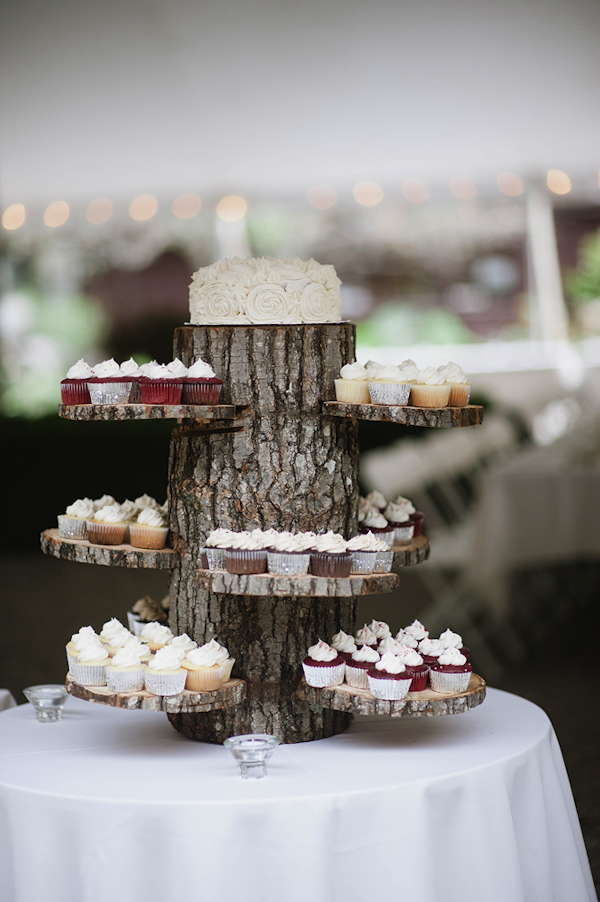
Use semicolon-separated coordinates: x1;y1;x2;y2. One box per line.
167;324;360;743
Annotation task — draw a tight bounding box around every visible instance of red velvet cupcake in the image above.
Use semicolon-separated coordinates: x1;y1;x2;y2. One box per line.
395;647;429;691
302;640;345;687
367;653;412;700
345;646;380;689
429;647;473;694
61;359;94;404
182;359;223;404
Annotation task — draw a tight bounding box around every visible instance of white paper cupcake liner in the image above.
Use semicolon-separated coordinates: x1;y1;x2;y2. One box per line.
334;379;371;404
87;382;132;405
367;382;411;405
302;661;345;688
409;384;451;408
183;665;223;692
373;550;394;572
350;551;377;574
65;646;77;670
267;552;310;575
106;667;146;692
206;547;227;570
144;670;186;696
86;521;127;545
429;669;472;694
57;515;88;540
367;674;411;700
448;384;471;407
344;664;370;689
71;662;107;686
129;525;169;549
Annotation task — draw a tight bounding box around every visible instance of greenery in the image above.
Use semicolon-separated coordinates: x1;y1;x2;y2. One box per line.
356;300;477;347
566;230;600;305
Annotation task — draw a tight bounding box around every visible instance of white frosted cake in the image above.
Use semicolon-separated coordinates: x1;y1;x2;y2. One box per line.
189;256;342;325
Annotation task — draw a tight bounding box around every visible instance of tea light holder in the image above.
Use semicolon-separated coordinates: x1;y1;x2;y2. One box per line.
224;733;281;778
23;685;68;722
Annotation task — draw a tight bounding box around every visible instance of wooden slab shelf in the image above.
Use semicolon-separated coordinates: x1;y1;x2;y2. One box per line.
392;534;429;567
58;403;248;422
194;569;400;597
322;401;484;428
40;529;178;570
66;675;246;713
296;673;486;718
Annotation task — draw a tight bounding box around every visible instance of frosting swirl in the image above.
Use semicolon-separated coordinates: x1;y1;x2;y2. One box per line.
66;358;94;379
187;358;217;379
375;652;406;674
351;645;380;664
330;631;357;653
306;639;338;663
437;647;467;666
148;647;182;672
92;358;121;378
339;362;368;382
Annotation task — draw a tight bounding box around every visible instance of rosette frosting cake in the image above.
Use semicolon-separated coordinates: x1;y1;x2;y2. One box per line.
188;256;343;325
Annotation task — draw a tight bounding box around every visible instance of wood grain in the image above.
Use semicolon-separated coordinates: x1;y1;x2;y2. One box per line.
322;402;484;428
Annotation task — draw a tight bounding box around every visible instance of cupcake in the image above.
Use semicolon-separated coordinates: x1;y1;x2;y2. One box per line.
438;628;470;660
369;619;392;641
144;647;186;696
225;530;268;574
168;633;198;658
105;645;147;692
395;646;429;691
139;621;174;652
267;532;311;576
182;358;223;405
87;504;128;546
330;630;358;663
346;533;380;574
134;493;160;511
367;652;412;700
345;645;380;689
367;364;411;406
417;637;445;665
99;617;129;646
363;490;387;511
204;528;235;570
203;638;235;682
66;626;99;670
409;367;451;408
309;532;352;578
377;636;404;656
394;629;419;649
127;594;168;635
120;357;143;401
334;362;371;404
58;497;94;540
71;641;110;686
93;493;116;511
61;358;94;405
354;624;378;650
302;640;345;688
87;358;133;405
429;647;473;694
403;619;429;643
139;361;184;405
181;643;224;691
437;362;471;407
409;511;425;536
358;509;395;547
129;507;169;549
383;500;415;546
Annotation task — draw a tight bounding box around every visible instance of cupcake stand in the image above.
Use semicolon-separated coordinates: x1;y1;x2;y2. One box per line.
41;323;485;743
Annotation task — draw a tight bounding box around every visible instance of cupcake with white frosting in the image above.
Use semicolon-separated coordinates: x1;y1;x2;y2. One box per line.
71;640;110;686
58;497;94;540
346;533;380;573
129;507;169;549
309;531;352;578
395;646;429;691
267;532;311;576
139;361;184;405
87;504;128;545
182;357;223;405
345;645;380;689
383;500;415;546
367;363;412;406
181;642;224;691
66;626;99;670
302;640;345;688
204;528;235;570
334;361;371;404
330;630;358;663
144;646;186;696
358;508;395;547
367;652;412;700
119;357;143;401
105;645;148;692
225;530;268;574
139;621;174;652
364;490;387;511
437;361;471;407
429;647;472;694
410;366;451;408
354;623;378;650
88;358;133;405
61;358;94;405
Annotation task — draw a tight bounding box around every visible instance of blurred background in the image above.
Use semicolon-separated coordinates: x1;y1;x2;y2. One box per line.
1;0;599;882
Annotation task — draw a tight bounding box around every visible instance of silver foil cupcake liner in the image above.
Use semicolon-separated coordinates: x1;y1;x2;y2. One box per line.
267;552;310;576
206;547;227;570
367;382;411;406
106;668;146;693
367;674;411;700
429;669;472;694
393;524;415;545
144;670;187;696
302;661;345;688
71;662;107;686
373;550;394;572
87;382;132;405
350;551;377;574
57;515;88;540
344;664;371;689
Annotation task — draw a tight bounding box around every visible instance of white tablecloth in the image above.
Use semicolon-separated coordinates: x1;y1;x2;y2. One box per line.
0;690;594;902
467;442;600;614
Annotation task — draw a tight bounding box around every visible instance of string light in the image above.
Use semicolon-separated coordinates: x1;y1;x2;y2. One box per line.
216;195;247;222
43;201;70;227
307;185;337;210
546;169;571;195
129;194;158;221
86;198;113;224
497;172;524;197
353;181;384;206
449;177;477;200
401;180;430;203
172;193;202;219
1;203;26;230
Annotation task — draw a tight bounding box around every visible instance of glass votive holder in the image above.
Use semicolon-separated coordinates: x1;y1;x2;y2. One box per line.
224;733;281;779
23;685;68;722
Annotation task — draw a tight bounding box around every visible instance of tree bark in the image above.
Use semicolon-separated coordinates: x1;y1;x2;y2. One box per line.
167;324;361;743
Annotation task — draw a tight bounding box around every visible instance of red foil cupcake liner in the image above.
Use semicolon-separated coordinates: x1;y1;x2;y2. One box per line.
139;379;183;405
181;379;223;405
61;379;91;405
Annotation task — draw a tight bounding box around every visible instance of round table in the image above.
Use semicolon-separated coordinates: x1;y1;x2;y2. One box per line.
0;689;594;902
